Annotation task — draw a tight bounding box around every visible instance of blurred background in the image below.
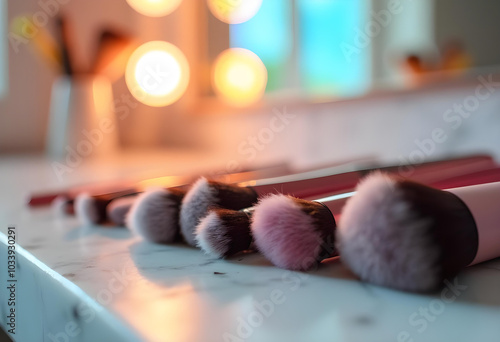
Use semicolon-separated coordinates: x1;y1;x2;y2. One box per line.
1;0;500;176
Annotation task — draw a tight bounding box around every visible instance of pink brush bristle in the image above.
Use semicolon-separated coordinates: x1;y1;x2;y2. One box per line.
251;194;337;271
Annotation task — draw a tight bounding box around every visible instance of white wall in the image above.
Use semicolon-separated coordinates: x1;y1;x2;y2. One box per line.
371;0;436;88
199;79;500;170
434;0;500;67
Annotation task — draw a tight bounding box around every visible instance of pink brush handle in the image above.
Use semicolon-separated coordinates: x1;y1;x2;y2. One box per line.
448;182;500;265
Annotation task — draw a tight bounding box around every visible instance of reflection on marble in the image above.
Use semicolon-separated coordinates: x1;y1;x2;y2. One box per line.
1;157;500;342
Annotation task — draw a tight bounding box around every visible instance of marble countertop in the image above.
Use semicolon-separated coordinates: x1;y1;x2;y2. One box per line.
1;154;500;342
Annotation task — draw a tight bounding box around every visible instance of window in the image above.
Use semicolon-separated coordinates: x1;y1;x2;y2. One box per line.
229;0;370;99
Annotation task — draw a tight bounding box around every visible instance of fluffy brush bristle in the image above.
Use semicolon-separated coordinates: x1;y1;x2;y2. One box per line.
126;188;184;243
180;178;217;246
180;177;258;247
251;194;336;271
337;172;441;292
195;209;252;258
51;195;72;216
75;193;100;225
107;196;136;226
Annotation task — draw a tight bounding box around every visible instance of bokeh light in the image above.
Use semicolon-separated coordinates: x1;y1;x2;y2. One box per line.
212;48;267;106
126;0;183;17
126;41;190;107
207;0;263;24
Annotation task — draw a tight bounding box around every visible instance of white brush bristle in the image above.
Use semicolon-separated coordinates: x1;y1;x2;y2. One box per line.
180;177;217;246
108;196;136;226
195;211;230;258
337;172;441;292
126;189;179;243
75;193;99;225
51;195;71;216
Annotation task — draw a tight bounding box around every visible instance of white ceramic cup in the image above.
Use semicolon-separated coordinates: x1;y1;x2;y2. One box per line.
46;75;119;159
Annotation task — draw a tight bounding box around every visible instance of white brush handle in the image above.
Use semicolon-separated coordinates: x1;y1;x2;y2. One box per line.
448;182;500;265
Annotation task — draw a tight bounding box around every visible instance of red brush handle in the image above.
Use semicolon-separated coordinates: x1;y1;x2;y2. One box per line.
320;166;500;216
432;167;500;189
27;163;293;208
250;155;495;199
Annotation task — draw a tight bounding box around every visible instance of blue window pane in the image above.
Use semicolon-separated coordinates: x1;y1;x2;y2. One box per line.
298;0;370;97
230;0;292;91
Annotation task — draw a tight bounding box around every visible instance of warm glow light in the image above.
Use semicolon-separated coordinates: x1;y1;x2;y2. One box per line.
126;0;182;17
207;0;262;24
212;48;267;106
126;41;189;107
92;76;113;116
138;175;188;189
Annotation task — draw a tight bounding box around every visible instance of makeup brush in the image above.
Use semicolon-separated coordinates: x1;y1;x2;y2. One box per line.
126;188;185;243
10;16;61;70
107;196;137;226
51;195;74;216
180;178;259;246
338;173;500;293
252;195;340;271
126;160;372;242
74;163;292;226
195;208;255;258
195;166;500;263
196;193;342;270
196;190;352;267
91;29;135;81
33;173;197;221
181;155;495;247
28;174;193;208
431;167;500;190
31;162;290;211
75;189;138;225
55;15;74;75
